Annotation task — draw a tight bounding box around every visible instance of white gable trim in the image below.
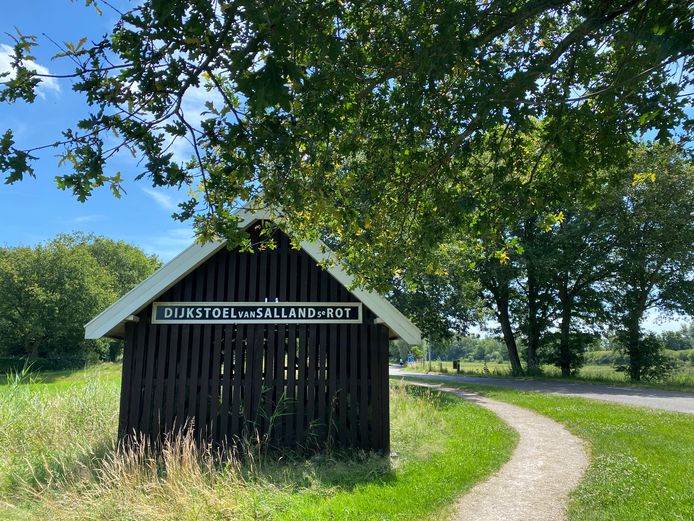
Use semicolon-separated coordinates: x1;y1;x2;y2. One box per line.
85;210;421;345
297;240;421;345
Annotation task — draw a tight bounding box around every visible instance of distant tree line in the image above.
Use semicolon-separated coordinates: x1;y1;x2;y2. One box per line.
392;142;694;382
423;324;694;368
0;233;159;369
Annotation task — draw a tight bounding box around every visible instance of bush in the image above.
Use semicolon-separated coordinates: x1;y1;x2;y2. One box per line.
584;350;629;366
615;333;681;382
665;348;694;364
0;234;158;362
541;331;598;375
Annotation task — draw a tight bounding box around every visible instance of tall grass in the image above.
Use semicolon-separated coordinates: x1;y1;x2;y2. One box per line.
1;372;515;520
0;372;119;495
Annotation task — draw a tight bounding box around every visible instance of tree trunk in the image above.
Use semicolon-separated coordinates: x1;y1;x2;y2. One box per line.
526;262;541;374
558;282;573;377
626;316;642;381
495;293;524;376
23;336;39;358
623;287;649;382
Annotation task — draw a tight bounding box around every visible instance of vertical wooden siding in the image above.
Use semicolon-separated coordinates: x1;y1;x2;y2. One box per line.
118;224;390;451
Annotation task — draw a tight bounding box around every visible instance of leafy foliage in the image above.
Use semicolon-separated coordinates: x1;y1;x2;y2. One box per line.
0;234;159;363
0;0;691;287
614;332;681;381
607;144;694;380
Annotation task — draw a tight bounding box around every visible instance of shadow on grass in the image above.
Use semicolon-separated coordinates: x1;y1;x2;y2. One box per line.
249;385;460;491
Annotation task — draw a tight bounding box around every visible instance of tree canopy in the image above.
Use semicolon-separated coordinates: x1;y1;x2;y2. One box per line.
0;234;159;363
1;0;692;286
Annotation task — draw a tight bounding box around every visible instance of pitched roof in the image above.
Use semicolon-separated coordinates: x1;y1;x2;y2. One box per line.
84;209;422;345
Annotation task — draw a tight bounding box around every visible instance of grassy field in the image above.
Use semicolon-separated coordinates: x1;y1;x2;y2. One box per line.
0;366;516;521
402;375;694;521
403;360;694;390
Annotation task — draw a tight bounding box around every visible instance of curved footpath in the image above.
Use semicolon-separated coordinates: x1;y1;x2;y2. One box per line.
391;367;694;414
410;381;589;521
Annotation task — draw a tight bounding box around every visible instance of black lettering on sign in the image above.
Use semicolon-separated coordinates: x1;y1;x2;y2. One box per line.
152;302;362;325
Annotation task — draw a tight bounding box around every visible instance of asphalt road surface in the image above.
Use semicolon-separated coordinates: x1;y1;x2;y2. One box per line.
390;367;694;414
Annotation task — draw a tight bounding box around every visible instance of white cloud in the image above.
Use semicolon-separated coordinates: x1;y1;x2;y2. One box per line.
181;80;224;128
0;43;60;98
138;227;196;261
141;187;178;211
72;214;102;224
165;135;194;163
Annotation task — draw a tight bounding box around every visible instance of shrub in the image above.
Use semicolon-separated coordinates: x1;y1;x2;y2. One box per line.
615;333;681;382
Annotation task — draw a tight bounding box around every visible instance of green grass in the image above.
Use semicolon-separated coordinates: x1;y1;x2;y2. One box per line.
404;360;694;391
401;375;694;521
0;366;516;521
0;362;122;391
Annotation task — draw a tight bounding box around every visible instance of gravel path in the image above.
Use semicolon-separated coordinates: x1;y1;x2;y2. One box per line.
411;381;589;521
391;368;694;414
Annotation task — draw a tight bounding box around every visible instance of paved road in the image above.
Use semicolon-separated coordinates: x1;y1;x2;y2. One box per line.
390;367;694;414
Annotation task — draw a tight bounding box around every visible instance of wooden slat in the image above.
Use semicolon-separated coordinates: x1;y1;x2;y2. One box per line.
174;273;194;432
128;322;149;434
286;326;297;444
254;327;267;432
348;324;359;447
337;323;348;447
152;325;169;439
231;325;245;442
296;325;307;444
245;241;259;430
187;324;202;433
257;242;269;432
118;322;136;438
219;248;237;443
219;325;234;443
197;324;213;440
197;255;219;439
197;256;218;440
264;323;276;435
317;271;329;443
273;324;285;444
231;248;248;443
274;232;287;442
370;324;382;450
185;265;206;433
242;324;256;429
128;320;147;436
327;281;338;447
359;325;369;448
208;324;223;440
305;257;319;445
380;324;390;452
224;245;235;299
140;323;159;439
306;325;318;446
163;324;179;433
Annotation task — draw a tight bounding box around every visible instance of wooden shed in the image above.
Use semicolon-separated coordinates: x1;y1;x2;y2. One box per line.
85;209;421;452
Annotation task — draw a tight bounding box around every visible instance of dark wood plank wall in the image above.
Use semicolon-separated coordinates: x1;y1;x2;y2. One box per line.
118;223;390;452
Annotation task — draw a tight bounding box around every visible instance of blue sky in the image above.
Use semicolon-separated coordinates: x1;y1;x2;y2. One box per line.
0;2;689;333
0;1;195;261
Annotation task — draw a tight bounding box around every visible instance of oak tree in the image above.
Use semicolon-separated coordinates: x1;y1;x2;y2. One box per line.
0;0;691;289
